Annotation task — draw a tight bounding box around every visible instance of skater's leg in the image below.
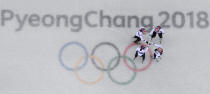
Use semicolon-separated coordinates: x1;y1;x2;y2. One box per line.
159;38;162;44
133;36;138;38
133;51;138;60
153;53;156;59
158;33;163;44
134;37;141;44
151;32;157;41
141;53;145;64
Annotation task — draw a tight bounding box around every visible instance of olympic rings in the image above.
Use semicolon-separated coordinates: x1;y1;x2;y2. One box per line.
59;41;88;71
74;56;105;85
107;56;137;85
58;41;154;85
123;43;153;72
91;42;121;71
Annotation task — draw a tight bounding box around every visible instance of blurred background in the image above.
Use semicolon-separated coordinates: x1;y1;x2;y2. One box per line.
0;0;210;94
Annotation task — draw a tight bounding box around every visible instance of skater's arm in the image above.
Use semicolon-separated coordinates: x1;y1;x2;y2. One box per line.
144;47;149;52
149;29;155;36
139;35;147;43
135;31;139;37
160;29;165;34
140;35;144;40
136;47;140;51
153;44;163;48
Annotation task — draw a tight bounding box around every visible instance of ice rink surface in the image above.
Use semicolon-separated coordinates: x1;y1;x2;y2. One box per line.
0;0;210;94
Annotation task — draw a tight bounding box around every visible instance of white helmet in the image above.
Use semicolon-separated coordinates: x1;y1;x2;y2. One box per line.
140;27;145;31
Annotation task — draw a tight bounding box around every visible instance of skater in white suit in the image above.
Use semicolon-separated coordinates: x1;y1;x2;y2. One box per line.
149;26;165;44
152;44;164;62
133;27;147;44
133;44;149;64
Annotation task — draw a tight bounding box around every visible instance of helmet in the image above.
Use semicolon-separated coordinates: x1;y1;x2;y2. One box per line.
140;27;145;31
157;26;161;29
157;48;163;53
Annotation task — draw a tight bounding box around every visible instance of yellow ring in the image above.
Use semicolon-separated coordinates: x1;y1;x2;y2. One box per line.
74;56;105;85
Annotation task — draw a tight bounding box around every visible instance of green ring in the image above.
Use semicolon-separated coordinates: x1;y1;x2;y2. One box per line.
107;56;137;85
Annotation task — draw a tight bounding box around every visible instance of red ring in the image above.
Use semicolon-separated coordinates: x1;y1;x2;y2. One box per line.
123;43;153;72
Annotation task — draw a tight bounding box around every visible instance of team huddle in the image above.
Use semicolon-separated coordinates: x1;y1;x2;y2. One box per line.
133;26;165;63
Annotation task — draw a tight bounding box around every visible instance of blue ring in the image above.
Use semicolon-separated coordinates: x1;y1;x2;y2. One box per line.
58;41;88;71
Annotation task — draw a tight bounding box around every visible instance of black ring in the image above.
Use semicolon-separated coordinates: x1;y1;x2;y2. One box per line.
91;42;121;71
